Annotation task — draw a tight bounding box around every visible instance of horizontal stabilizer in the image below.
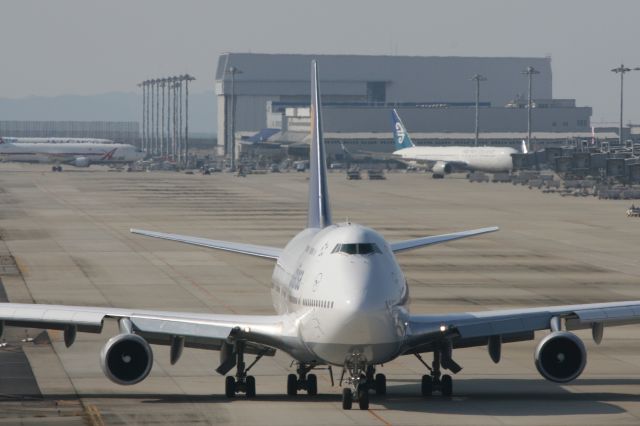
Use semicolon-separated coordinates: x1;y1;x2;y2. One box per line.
390;226;498;253
131;228;282;260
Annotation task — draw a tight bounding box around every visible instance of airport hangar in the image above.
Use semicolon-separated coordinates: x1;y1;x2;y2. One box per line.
215;53;595;162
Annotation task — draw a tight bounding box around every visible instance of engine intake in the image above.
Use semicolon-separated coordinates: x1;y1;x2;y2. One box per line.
534;331;586;383
432;161;452;178
73;157;90;167
100;333;153;385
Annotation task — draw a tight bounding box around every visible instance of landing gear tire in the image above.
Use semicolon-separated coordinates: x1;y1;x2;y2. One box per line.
287;373;297;396
374;373;386;395
357;384;369;410
441;374;452;397
342;388;353;410
307;373;317;396
421;375;433;397
246;375;256;398
225;376;236;398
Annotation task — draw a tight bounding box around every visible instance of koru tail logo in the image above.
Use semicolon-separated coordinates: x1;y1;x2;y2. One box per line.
395;122;405;144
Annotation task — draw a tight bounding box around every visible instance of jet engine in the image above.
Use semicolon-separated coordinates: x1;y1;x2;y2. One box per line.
534;331;586;383
100;333;153;385
431;161;452;178
73;157;90;167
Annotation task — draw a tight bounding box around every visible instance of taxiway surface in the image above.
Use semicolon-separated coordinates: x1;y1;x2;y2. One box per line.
0;164;639;425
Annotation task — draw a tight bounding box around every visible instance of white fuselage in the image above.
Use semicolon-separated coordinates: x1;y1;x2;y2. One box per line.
0;142;144;165
394;146;517;173
270;223;408;366
1;137;115;144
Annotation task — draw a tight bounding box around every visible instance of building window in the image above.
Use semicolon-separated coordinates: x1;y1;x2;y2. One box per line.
366;82;386;104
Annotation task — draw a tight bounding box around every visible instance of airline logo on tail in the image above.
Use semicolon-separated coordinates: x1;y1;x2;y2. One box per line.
101;148;118;160
391;109;415;150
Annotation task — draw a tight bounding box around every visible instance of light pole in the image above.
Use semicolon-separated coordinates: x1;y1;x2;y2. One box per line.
144;81;150;154
137;82;145;152
522;66;540;152
155;79;160;156
178;79;183;166
184;75;195;168
226;66;243;171
470;74;487;147
611;64;639;146
166;77;173;159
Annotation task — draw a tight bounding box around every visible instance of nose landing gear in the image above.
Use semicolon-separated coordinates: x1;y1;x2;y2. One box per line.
340;355;374;410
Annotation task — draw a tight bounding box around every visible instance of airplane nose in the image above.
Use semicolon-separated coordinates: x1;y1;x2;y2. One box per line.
301;261;402;365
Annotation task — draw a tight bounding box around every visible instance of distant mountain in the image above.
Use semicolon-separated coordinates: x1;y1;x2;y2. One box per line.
0;91;218;134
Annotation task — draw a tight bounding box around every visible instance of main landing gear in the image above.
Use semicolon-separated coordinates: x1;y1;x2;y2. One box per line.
52;165;63;172
415;346;459;397
287;363;318;396
340;356;387;410
224;341;264;398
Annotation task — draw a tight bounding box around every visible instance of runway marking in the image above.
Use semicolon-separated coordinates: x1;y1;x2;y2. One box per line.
368;408;393;426
85;404;105;426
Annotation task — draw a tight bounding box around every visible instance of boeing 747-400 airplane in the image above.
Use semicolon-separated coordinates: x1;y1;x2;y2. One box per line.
1;62;640;410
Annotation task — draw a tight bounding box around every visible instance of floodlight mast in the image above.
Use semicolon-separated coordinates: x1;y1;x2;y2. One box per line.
226;66;242;171
470;74;487;147
137;82;145;152
611;64;637;146
522;66;540;153
184;75;195;168
155;80;160;156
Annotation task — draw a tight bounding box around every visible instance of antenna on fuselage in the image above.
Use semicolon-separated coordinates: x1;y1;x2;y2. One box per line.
307;60;332;229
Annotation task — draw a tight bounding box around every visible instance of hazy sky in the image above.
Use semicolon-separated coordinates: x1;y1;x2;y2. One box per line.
1;0;640;124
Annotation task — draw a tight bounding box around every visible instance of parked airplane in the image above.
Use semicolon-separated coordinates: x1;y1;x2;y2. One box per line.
392;109;520;178
1;62;640;411
1;137;115;144
0;138;144;171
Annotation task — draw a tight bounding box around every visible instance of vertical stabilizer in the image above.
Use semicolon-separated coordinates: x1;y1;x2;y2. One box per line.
391;109;415;150
521;139;529;154
307;61;332;229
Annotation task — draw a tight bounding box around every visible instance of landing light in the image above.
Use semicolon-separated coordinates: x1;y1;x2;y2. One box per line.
439;325;447;333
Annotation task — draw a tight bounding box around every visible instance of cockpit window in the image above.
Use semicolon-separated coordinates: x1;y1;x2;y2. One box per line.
331;243;381;255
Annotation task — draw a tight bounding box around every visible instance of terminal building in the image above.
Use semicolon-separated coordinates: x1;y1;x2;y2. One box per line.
215;53;595;160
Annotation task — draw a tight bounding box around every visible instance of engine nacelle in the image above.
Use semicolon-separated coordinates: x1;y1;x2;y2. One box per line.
534;331;586;383
73;157;90;167
100;333;153;385
432;161;452;178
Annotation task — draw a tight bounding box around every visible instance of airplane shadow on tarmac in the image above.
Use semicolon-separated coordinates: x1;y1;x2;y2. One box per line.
8;378;637;416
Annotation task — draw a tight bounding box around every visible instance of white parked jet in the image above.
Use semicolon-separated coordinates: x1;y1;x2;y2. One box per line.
0;137;144;171
1;62;640;410
392;109;521;178
1;137;115;144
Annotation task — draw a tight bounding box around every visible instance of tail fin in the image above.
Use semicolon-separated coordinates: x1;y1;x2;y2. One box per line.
521;139;529;154
391;109;415;150
307;60;332;229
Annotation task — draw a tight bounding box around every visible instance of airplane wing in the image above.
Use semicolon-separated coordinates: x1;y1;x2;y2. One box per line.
390;226;499;253
402;300;640;355
0;303;295;373
130;228;283;260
